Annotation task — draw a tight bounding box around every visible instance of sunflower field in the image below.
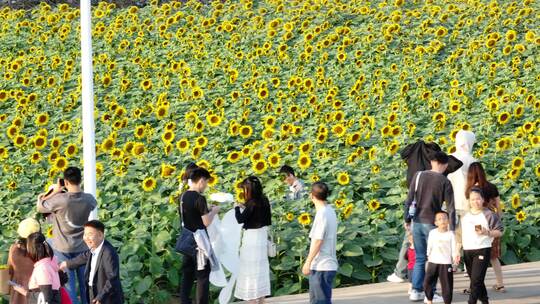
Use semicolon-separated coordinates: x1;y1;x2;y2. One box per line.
1;0;539;302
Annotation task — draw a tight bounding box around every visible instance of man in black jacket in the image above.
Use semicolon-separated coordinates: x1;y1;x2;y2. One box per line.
60;220;123;304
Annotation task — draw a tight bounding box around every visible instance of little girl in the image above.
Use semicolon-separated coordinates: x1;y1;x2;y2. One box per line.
404;231;415;294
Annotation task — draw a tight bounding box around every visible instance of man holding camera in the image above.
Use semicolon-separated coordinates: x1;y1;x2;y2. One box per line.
37;166;97;304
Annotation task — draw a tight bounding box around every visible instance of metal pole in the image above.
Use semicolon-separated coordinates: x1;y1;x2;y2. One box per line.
80;0;98;220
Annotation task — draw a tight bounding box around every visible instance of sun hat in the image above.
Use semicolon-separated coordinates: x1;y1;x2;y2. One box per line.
17;218;40;239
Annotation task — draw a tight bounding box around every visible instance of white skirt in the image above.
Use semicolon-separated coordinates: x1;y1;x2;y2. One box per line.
234;226;271;300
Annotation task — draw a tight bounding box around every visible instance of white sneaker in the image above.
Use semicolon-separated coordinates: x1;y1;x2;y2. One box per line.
424;294;444;303
387;273;406;283
409;290;425;302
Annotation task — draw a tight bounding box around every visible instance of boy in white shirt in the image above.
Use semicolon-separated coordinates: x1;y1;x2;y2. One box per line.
424;211;460;304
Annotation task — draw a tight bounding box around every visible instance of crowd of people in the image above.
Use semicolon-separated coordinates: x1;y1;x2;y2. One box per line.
5;130;505;304
7;167;123;304
387;130;505;304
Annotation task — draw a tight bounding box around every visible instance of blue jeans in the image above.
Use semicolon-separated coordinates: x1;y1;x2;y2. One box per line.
54;250;88;304
309;270;336;304
412;222;436;292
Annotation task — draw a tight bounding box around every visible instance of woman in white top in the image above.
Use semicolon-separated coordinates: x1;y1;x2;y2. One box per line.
461;187;503;304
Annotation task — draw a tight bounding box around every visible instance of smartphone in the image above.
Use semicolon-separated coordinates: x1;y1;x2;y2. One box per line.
8;280;22;288
475;224;482;232
59;179;65;187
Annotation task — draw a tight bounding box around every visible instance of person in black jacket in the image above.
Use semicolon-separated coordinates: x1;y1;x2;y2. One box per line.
60;221;123;304
233;176;272;302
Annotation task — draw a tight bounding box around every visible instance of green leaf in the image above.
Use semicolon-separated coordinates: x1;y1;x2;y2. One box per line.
342;244;364;257
135;276;152;295
363;255;383;267
149;256;163;275
501;249;518;265
338;263;353;277
153;230;171;251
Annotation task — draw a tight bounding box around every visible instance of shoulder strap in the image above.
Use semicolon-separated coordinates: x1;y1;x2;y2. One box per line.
413;171;422;201
178;192;186;227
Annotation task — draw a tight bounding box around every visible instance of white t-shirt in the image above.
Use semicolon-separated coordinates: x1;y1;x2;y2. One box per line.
462;208;503;250
309;205;338;271
427;229;458;265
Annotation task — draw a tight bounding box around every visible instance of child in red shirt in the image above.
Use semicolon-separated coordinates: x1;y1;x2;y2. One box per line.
404;231;415;294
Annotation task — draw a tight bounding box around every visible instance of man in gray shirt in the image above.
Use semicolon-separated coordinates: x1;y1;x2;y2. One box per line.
302;182;338;304
37;167;97;304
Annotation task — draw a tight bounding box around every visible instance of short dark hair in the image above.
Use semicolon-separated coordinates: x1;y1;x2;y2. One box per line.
469;186;485;200
435;210;448;218
26;232;54;263
430;151;449;164
190;167;211;183
279;165;295;177
64;167;82;185
311;181;330;200
182;162;199;182
84;220;105;233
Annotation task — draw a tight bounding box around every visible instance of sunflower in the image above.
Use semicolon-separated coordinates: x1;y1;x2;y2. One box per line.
298;213;311;226
515;210;527;223
134;125;145;139
155;106;168;120
206;114;222;127
449;101;460;114
101;138;114;152
535;164;540;178
227;151;241;163
191;135;207;148
252;160;268;174
342;203;354;219
176;139;190;153
140;79;152;91
35;113;49;126
13;135;27;148
337;172;350;185
54;157;68;171
511;194;521;209
161;164;175;179
387;141;399;155
132;142;145;157
161;130;175;143
331;123;346;137
267;153;281;168
30;151;41;163
285;213;294;221
239;125;253;139
297;154;312;170
33;135;47;150
497;111;510;125
46;227;53;238
334;199;345;209
142;177;157;192
511;157;525;170
368;199;380;211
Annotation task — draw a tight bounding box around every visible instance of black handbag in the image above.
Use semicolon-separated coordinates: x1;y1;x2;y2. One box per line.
175;193;197;257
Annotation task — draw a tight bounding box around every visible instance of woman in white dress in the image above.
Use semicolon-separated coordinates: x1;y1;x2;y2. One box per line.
234;176;272;303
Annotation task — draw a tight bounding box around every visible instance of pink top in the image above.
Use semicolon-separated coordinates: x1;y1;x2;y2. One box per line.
28;257;60;290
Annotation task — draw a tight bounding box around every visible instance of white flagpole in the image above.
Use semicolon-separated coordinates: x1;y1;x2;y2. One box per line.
80;0;98;220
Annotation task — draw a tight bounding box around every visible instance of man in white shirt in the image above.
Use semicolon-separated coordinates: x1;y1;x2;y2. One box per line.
302;182;338;304
60;221;123;304
280;165;307;200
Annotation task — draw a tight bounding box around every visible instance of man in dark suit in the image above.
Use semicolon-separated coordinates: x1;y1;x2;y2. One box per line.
60;220;123;304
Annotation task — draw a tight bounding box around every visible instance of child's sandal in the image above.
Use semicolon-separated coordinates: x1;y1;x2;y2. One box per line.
493;285;506;293
463;288;471;294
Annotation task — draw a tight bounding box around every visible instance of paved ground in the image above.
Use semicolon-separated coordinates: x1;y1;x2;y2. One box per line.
261;261;540;304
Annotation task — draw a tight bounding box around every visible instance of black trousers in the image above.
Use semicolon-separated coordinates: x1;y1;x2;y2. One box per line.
464;248;491;304
424;262;453;304
180;254;211;304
